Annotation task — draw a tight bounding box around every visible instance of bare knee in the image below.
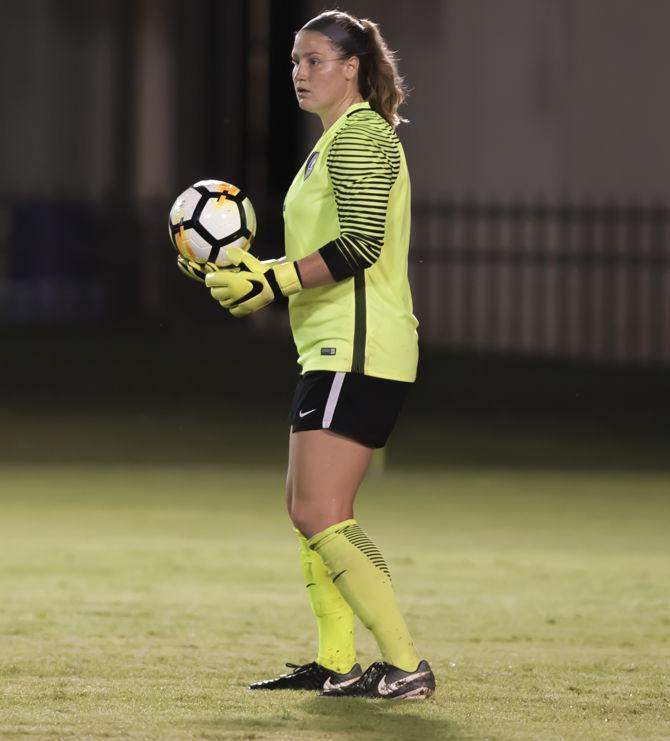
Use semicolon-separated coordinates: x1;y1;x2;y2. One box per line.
290;509;323;540
289;507;310;537
287;492;310;535
288;489;352;539
286;429;371;537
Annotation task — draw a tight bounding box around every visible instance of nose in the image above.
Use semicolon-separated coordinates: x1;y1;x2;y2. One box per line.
292;60;307;82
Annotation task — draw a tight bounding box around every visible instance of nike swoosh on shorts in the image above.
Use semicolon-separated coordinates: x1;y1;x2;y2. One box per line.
298;408;317;418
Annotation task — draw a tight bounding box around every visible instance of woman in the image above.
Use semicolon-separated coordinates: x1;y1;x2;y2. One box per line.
205;10;434;700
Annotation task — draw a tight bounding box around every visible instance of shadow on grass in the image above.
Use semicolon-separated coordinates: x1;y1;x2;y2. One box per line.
299;694;464;740
195;692;469;741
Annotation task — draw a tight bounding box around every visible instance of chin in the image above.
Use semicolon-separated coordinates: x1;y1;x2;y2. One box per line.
297;97;317;112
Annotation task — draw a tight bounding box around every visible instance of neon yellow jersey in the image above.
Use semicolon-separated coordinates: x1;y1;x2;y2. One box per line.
283;102;418;382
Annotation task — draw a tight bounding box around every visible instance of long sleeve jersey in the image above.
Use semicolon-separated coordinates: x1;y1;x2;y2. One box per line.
283;101;418;382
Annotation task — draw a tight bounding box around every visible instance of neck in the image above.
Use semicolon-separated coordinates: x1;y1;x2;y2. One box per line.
320;93;364;131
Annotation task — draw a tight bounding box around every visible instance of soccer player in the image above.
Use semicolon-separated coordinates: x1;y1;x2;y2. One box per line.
202;10;434;700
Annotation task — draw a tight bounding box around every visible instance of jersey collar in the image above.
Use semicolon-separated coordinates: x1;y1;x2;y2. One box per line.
315;102;371;146
321;101;370;138
345;101;371;116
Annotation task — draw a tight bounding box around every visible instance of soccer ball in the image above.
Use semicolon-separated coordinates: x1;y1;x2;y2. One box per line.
168;179;256;267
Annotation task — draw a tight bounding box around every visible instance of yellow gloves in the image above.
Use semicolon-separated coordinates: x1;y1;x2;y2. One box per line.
176;255;218;283
205;247;302;317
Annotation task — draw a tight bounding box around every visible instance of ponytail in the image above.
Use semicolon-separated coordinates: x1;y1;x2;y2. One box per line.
358;19;408;128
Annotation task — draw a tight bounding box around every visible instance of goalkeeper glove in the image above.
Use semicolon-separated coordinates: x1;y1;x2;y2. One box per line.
176;255;218;283
205;247;302;317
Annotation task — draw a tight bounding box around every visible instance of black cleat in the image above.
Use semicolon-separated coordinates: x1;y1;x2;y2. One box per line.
249;661;363;691
320;659;435;700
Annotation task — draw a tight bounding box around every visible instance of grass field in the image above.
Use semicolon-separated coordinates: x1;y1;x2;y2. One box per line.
1;460;669;740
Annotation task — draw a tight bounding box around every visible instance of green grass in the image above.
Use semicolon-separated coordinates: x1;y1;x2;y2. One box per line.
1;464;669;740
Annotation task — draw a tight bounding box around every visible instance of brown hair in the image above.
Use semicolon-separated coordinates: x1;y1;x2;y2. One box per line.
301;10;408;128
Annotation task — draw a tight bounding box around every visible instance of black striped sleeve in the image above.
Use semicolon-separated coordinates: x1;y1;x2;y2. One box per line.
319;117;400;281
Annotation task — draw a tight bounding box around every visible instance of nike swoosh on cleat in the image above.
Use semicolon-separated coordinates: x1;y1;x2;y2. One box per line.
322;675;360;692
377;670;432;696
298;408;317;418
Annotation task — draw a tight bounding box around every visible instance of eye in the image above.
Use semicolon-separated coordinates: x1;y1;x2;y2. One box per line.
290;57;321;70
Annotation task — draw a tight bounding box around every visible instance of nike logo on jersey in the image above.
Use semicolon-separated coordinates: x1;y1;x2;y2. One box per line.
322;674;360;692
377;670;432;697
298;408;317;418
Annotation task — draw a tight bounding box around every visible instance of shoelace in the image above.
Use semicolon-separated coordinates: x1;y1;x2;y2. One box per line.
357;661;392;691
285;661;318;675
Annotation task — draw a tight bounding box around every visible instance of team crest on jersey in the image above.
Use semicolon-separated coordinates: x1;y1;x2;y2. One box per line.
304;151;319;180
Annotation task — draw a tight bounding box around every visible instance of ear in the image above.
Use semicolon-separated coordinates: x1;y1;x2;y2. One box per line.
343;55;360;81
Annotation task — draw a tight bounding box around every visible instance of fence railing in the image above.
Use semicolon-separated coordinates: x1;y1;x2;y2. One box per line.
1;198;669;366
410;200;670;366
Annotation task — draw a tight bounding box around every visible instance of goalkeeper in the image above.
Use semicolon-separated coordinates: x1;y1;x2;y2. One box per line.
185;9;434;700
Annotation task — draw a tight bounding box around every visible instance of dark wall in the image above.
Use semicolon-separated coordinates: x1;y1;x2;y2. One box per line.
1;0;669;369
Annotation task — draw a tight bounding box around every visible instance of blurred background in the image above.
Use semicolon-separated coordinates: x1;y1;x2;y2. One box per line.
1;0;668;469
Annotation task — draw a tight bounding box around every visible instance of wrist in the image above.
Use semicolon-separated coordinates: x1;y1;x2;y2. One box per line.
271;261;303;296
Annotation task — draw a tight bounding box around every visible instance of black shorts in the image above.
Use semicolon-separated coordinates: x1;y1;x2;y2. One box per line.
288;371;411;449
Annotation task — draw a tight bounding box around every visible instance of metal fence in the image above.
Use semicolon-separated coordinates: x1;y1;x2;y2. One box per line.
1;198;669;367
410;200;670;366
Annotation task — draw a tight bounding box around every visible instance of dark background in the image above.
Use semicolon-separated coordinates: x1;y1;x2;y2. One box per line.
0;0;668;469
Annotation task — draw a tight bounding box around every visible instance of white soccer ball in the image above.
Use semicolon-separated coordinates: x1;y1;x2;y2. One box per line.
168;179;256;266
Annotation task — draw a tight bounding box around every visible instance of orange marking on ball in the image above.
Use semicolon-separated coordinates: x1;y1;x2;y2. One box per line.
215;182;240;206
176;225;196;260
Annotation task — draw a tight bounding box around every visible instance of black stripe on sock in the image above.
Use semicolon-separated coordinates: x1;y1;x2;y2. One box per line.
337;524;391;578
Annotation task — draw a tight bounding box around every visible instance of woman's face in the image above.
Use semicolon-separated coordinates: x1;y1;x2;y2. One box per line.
291;30;357;115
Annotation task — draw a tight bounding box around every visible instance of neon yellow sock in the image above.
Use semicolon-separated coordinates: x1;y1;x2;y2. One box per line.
308;519;420;672
296;529;356;673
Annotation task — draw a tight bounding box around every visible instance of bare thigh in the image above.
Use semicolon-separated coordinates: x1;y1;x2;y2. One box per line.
286;429;374;538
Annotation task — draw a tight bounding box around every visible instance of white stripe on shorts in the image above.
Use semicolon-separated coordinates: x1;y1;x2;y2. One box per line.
322;372;346;429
